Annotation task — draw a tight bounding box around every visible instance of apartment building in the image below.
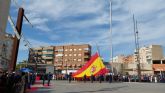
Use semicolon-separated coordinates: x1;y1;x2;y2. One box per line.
137;45;164;74
28;44;91;74
138;45;163;64
54;44;91;74
110;54;153;75
28;46;54;72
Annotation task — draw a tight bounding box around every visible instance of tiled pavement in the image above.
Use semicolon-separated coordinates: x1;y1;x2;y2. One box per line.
27;80;165;93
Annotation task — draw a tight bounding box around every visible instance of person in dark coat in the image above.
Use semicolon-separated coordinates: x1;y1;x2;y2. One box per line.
25;72;31;89
42;73;46;86
109;74;112;83
99;74;102;83
68;73;72;83
47;72;52;86
31;73;36;85
83;74;87;83
91;74;95;83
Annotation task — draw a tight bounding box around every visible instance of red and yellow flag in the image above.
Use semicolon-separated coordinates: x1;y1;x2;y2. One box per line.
73;52;107;78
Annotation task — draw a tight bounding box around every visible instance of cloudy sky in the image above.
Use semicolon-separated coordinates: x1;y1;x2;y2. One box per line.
6;0;165;62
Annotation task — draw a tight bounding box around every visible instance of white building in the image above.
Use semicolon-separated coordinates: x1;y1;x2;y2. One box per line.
110;55;125;63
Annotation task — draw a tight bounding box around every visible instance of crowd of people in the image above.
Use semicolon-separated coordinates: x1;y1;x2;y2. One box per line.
52;73;165;83
1;71;165;92
0;71;36;93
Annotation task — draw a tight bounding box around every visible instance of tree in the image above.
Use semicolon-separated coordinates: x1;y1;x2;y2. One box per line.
15;60;27;70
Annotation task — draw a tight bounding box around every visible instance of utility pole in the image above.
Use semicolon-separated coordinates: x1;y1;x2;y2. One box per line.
133;15;141;82
10;8;24;71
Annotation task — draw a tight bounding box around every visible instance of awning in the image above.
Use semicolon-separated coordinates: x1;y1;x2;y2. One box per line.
153;64;165;71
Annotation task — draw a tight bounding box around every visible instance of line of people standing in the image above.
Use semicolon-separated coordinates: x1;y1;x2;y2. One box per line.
0;71;36;93
82;74;113;83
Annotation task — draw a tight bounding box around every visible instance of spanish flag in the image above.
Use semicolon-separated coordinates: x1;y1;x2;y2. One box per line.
73;52;107;78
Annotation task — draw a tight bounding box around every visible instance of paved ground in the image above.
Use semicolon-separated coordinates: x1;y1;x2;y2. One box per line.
27;80;165;93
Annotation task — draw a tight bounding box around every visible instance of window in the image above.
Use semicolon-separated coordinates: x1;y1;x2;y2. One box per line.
55;59;58;62
74;54;77;56
78;48;82;51
65;54;68;56
56;59;63;62
69;54;72;56
74;49;77;51
65;49;68;51
74;59;77;61
42;54;53;57
70;49;73;51
58;49;63;52
84;48;89;51
78;54;82;56
43;49;53;52
78;59;81;61
65;59;68;61
55;54;63;57
46;59;52;61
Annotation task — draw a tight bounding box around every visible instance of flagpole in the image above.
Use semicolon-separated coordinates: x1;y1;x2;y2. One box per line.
109;0;113;75
95;42;100;56
95;42;103;74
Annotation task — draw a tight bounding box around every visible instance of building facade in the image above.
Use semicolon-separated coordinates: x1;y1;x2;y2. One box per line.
0;33;14;71
138;45;164;74
139;45;164;64
110;54;153;75
54;44;91;74
110;55;135;75
28;44;91;74
28;46;54;73
0;0;11;72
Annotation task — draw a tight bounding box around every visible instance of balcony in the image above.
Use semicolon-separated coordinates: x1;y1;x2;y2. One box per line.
46;61;53;65
42;47;53;50
42;51;53;54
42;56;53;59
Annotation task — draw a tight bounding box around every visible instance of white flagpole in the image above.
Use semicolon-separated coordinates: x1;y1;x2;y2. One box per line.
109;0;113;75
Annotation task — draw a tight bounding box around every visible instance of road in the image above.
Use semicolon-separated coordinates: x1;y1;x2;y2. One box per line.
27;80;165;93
